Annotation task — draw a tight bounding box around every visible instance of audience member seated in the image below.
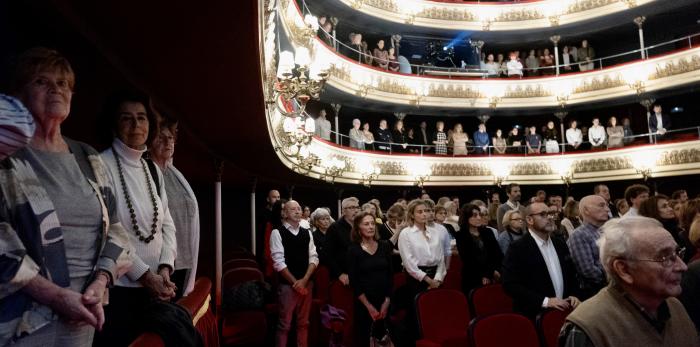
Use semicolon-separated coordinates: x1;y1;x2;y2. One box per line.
347;212;393;347
456;203;503;295
615;198;630;217
565;120;583;151
606;116;624;148
0;48;131;347
503;203;580;319
560;217;696;347
568;195;609;299
497;210;525;255
560;200;581;238
680;221;700;333
97;91;178;347
588;118;606;150
327;197;359;286
269;200;318;347
543;121;559;153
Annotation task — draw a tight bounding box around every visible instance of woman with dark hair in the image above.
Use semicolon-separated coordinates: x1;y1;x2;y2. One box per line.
456;203;503;294
97;91;178;346
347;212;393;347
1;47;132;347
392;120;408;153
639;195;695;262
149;119;200;298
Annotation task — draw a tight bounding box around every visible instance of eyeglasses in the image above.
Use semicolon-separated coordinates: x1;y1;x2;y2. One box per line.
528;211;558;219
511;218;523;221
627;247;686;268
344;206;360;210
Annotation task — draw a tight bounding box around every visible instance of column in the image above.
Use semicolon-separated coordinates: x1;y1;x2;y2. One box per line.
330;17;339;51
214;160;224;312
640;98;656;143
634;16;646;59
555;111;568;153
551;35;561;76
331;103;342;145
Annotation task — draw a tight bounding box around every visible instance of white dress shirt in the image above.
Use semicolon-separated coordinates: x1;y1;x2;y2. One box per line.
622;207;639;218
398;224;448;282
529;230;564;307
588;125;606;147
655;114;664;131
506;60;523;76
269;221;319;273
566;128;582;146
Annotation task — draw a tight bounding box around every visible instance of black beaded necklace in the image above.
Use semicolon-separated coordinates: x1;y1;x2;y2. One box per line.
112;147;159;243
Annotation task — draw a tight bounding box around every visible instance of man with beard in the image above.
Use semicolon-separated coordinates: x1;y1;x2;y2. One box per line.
497;183;526;231
502;203;580;319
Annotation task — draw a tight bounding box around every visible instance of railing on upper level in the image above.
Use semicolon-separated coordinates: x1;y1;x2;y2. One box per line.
320;125;700;157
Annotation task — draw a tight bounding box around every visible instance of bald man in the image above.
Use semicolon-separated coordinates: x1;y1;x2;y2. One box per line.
567;195;610;299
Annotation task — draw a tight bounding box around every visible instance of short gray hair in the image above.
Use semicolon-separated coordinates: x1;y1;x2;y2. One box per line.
598;216;663;284
341;197;359;209
310;207;334;225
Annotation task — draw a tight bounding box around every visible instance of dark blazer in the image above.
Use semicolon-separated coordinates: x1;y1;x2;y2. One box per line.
648;113;671;133
502;231;579;319
455;226;503;293
326;218;353;279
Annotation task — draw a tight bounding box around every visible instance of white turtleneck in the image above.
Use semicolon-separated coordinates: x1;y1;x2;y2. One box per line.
101;138;177;287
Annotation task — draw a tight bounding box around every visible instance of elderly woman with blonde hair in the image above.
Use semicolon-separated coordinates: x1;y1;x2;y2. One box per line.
310;207;334;266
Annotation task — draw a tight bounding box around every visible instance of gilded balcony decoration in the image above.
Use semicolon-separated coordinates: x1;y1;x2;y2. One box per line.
334;0;658;31
504;85;552;98
574;75;626;94
428;84;481;99
651;55;700;80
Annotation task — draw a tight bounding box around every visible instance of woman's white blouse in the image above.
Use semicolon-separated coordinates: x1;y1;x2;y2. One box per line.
398;224;448;282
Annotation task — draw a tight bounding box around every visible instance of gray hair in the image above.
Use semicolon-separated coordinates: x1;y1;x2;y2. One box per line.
341;197;359;209
598;216;663;284
502;209;522;229
310;207;334;225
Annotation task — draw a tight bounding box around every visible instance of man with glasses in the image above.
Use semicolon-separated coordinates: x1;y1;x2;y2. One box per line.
503;203;580;319
568;195;610;299
560;217;696;347
326;197;359;285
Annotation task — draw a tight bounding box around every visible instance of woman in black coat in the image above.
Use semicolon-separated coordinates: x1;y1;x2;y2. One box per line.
456;203;504;295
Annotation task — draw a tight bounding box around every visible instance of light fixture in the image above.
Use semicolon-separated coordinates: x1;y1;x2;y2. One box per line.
489;161;511;187
407;161;431;188
551;159;574;186
357;159;381;187
281;115;315;160
630;151;660;181
322;157;347;183
275;46;331;117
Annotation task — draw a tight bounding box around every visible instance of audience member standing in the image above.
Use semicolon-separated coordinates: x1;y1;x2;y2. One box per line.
606;116;624;148
577;40;595;71
506;52;524;77
310;208;334;267
622;184;650;218
451;123;469;155
507;126;523;154
622;117;635;145
392;120;408;153
543;121;560;153
525;49;540;76
362;123;375;151
566;120;583;151
568;195;609;299
639;195;696;263
432;121;448;155
417;121;431;150
497;183;526;231
314;109;332;141
473;123;490;154
347;212;393;347
349;118;365;150
525;126;542;154
372;40;389;70
561;217;696;347
561;46;576;73
493;129;507;154
588;118;606;150
481;53;500;77
594;184;619;219
497;210;525;255
540;48;555;75
456;204;503;294
327;197;360;285
560;200;581;238
649;104;672;141
270;200;319;347
375;119;392;152
503;203;580;319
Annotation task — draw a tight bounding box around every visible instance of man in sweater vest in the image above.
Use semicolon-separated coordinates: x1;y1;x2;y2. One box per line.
270;200;319;347
560;217;697;347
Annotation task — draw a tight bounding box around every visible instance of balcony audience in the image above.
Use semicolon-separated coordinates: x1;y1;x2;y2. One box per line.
269;200;318;347
650;104;672;141
349;118;364;150
362;122;375;151
588;117;606;150
497;210;525;255
432;121;448;155
561;46;576;73
314;108;332;141
416;121;431;149
525;126;542;154
578;39;595;71
318;21;334;49
606;116;624;148
622;184;650;218
540;48;555;76
543;120;560;153
622;117;635;145
497;183;526;231
568;195;609;299
375;119;392;151
406;128;418;153
456;203;503;294
525;49;539;76
344;33;363;64
473;122;490;154
506;51;524;77
347;212;393;347
481;53;500;77
493;128;507;154
392;119;408;153
327;197;360;285
373;39;389;70
387;47;400;72
149;119;200;298
503;203;580;319
560;217;696;347
507;126;523;154
451;123;469;155
566;120;583;151
1;47;132;347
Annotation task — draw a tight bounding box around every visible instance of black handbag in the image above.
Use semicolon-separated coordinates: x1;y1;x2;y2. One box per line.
223;280;266;311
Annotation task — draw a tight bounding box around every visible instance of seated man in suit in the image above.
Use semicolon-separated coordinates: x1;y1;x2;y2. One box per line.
502;202;581;319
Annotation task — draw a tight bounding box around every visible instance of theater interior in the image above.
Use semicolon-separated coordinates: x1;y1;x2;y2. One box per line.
2;0;700;346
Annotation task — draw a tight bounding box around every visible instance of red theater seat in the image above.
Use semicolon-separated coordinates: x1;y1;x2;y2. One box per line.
469;284;513;317
470;313;539;347
416;289;471;347
537;308;573;347
221;267;267;346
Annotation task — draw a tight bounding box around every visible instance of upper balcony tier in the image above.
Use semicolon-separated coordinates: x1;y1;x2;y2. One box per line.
278;0;700;112
310;0;698;37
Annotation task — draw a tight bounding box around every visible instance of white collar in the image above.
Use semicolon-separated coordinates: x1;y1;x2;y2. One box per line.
529;229;551;247
506;200;520;209
112;138;146;167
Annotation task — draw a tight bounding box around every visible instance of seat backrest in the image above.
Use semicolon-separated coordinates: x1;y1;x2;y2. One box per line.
441;270;462;291
536;308;573;347
328;280;355;347
223;258;259;272
470;313;539;347
416;289;471;342
469;284;513;317
222;267;264;288
392;272;406;294
448;256;463;273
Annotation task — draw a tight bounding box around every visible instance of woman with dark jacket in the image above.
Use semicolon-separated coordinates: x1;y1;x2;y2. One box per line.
392;120;408;153
639;194;696;263
456;203;504;295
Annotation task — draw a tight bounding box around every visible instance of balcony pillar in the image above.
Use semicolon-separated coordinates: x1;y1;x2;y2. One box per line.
634;16;646;59
640;98;656;144
550;35;561;76
555;111;568;153
331;103;342;145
